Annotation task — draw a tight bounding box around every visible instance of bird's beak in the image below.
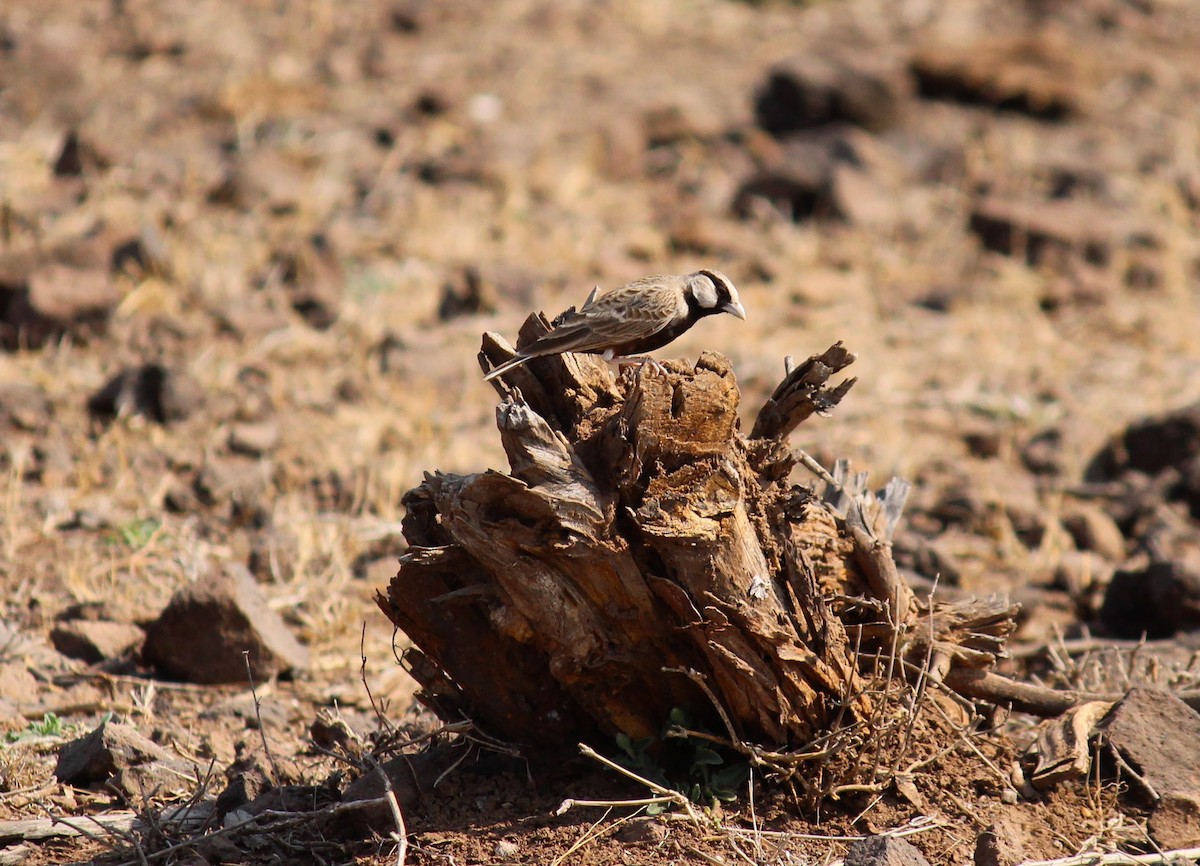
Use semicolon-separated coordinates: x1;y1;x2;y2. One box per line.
723;301;747;321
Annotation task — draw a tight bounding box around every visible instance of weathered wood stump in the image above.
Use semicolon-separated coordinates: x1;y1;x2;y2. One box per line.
377;321;1017;777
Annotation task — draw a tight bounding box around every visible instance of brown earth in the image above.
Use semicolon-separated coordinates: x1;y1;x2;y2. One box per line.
2;0;1200;864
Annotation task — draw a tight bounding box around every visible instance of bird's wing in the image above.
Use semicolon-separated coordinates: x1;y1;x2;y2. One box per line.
519;277;683;357
574;277;684;346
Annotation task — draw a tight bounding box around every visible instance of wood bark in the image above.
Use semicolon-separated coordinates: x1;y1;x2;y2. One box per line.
377;325;1017;752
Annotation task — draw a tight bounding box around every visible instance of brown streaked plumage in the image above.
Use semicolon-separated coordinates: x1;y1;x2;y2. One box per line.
483;269;745;382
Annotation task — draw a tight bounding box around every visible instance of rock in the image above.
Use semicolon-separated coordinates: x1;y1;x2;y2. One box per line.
438;265;497;321
614;817;668;845
87;364;203;424
1101;553;1200;638
1020;428;1065;476
1061;504;1127;563
974;823;1025;866
243;784;339;817
52;130;109;178
334;750;463;835
1086;403;1200;481
49;620;144;664
845;835;932;866
142;563;309;684
733;127;909;227
215;764;271;820
227;422;280;458
55;719;189;795
754;51;911;135
1100;688;1200;848
968;197;1158;270
1;262;119;349
911;33;1098;120
1149;793;1200;849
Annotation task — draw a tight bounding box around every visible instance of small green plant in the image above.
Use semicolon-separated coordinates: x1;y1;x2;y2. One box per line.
5;712;64;743
106;517;161;550
614;707;750;812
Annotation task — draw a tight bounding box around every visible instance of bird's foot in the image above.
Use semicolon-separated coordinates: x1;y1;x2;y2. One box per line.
610;355;667;378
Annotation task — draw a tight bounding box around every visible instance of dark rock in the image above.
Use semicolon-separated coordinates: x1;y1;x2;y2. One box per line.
845;835;932;866
962;427;1003;459
53;130;109;177
754;51;911;135
1101;688;1200;847
87;364;203;424
1101;554;1200;638
1;262;120;349
55;719;187;792
50;620;144;664
1020;428;1065;476
438;265;496;321
968;198;1158;270
244;784;339;816
215;765;271;820
389;1;425;34
337;749;462;834
733;127;909;227
1086;403;1200;481
911;34;1097;120
142;563;309;684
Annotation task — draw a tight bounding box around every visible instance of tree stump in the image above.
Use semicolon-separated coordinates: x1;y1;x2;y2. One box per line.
377;320;1017;785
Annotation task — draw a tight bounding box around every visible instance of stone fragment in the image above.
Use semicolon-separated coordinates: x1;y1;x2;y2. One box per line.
55;720;189;796
1;262;119;349
845;835;932;866
1061;505;1126;563
143;564;309;684
1101;553;1200;639
755;51;911;134
968;198;1157;270
1101;688;1200;848
227;422;280;458
87;364;203;424
911;34;1098;119
50;620;144;664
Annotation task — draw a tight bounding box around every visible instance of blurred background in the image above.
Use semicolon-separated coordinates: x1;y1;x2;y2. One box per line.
1;0;1198;740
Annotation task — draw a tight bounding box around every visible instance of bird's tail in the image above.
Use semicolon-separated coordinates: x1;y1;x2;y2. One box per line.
482;353;531;382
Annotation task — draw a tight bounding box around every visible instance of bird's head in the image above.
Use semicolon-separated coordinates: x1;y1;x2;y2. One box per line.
687;270;746;321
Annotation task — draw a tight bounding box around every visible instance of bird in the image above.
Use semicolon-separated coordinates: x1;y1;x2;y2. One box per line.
482;269;745;382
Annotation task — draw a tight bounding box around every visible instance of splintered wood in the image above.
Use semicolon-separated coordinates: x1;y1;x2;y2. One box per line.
376;333;1015;754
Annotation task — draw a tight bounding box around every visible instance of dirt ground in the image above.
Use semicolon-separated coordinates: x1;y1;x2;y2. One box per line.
2;0;1200;864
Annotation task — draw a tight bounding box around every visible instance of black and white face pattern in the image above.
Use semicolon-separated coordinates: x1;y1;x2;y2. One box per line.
685;270;745;322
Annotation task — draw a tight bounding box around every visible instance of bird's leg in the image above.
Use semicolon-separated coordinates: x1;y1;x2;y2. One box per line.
603;350;667;378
